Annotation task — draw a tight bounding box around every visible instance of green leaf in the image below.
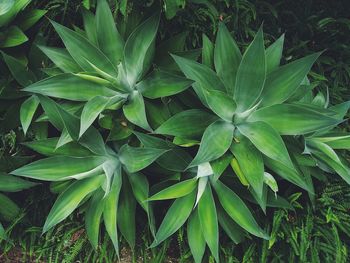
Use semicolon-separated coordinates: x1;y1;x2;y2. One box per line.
1;52;36;86
261;52;321;106
214;22;242;96
190;120;234;167
123;90;151;131
118;175;136;249
20;95;39;134
0;172;37;192
238;121;294;170
212;180;268;239
202;34;214;69
82;8;97;45
204;89;236;121
234;27;265;111
187;209;206;263
217;205;245;244
124;13;159;86
0;222;6;240
103;168;122;254
119;145;167;173
0;193;20;222
85;189;104;249
51;20;117;77
137;70;193;99
43;175;103;233
198;184;219;262
17;9;47;31
265;34;284;74
155;109;218;139
148;178;197;201
39;46;82;73
80;95;124;137
230;136;264;199
23;73;117;101
314;133;350;149
11;156;107;181
96;0;124;66
172;54;226;105
0;26;28;48
249;104;340;135
151;190;195;247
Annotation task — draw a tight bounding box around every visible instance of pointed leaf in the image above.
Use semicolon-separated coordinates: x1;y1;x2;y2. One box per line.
202;34;214;69
187;209;206;263
204;89;236;121
148;178;197;201
0;172;37;192
20;95;39;134
86;189;104;249
265;34;284;74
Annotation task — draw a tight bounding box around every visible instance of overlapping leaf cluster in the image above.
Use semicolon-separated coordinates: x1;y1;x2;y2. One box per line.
7;1;350;262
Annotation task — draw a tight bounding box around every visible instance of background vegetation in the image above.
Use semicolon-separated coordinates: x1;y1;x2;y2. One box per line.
1;0;350;262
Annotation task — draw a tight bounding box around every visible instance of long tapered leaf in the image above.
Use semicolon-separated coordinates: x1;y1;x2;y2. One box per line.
202;34;214;69
20;95;39;134
204;89;236;121
187;209;206;263
43;175;103;233
23;74;117;101
265;34;284;74
124;13;159;85
217;205;245;244
198;184;219;262
51;20;117;76
11;156;106;181
0;172;37;192
151;190;195;247
214;22;241;96
190;120;234;167
249;104;340;135
0;193;20;221
148;178;197;201
155;109;218;139
137;70;193;99
234;27;266;111
119;145;167;173
211;180;268;239
238;121;294;170
261;52;321;106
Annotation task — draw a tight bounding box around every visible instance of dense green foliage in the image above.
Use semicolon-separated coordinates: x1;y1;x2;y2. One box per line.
1;0;350;262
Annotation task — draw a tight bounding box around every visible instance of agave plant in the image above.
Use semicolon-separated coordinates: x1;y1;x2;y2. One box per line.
146;23;350;262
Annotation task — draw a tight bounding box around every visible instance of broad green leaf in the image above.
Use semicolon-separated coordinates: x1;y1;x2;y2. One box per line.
187;210;206;263
190;121;234;167
249;104;340;135
82;8;97;44
155;109;218;139
123;90;151;131
238;121;294;169
96;0;124;66
124;13;159;86
118;175;136;249
212;180;268;239
137;70;193;99
234;27;265;111
264;157;313;193
151;190;195;247
0;26;28;48
23;73;117;101
230;136;264;199
265;34;284;74
104;169;122;254
11;156;107;181
313;133;350;149
261;52;321;106
214;22;242;96
0;193;20;222
211;154;232;181
20;95;39;134
148;178;197;201
51;21;117;76
17;9;47;31
0;172;37;192
217;205;245;244
1;52;36;86
198;184;219;262
202;34;214;69
172;54;226;105
119;145;167;173
85;189;104;249
0;0;15;27
204;89;236;121
43;175;103;232
80;95;124;137
39;46;82;73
